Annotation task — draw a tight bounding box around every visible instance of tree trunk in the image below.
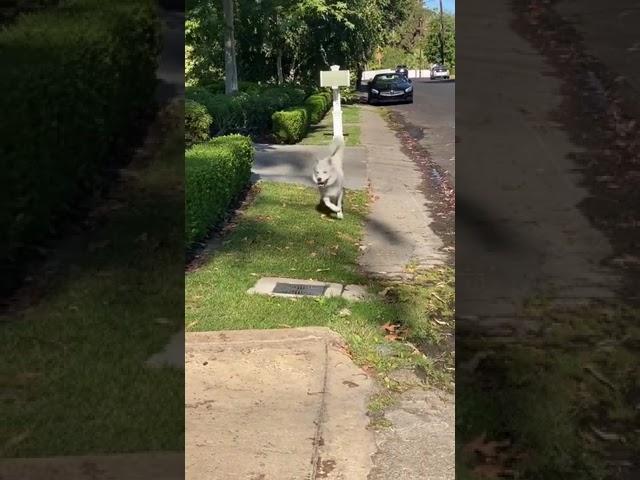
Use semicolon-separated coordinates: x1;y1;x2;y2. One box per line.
276;50;284;84
222;0;238;95
355;64;363;90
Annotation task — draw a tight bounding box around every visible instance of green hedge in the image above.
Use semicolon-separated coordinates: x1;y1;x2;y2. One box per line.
185;135;254;247
0;0;160;267
184;86;218;114
272;108;309;144
186;85;307;135
304;91;332;124
202;80;263;95
185;99;212;147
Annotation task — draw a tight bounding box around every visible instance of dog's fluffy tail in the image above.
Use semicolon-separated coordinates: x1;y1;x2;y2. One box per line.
328;136;345;168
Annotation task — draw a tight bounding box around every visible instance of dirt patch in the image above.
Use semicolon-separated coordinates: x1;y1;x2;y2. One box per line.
315;458;336;478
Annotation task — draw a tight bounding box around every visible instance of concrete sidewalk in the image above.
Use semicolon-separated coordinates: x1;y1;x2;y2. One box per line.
359;106;447;278
252;143;368;190
456;0;619;321
186;327;375;480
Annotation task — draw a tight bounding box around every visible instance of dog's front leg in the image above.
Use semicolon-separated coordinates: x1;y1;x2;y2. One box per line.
322;196;341;214
336;191;344;219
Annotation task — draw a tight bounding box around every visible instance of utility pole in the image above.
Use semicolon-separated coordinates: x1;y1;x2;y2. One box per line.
438;0;446;65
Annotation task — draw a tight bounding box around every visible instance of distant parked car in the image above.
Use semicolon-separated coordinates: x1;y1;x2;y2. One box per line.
367;73;413;105
395;65;409;78
430;64;450;80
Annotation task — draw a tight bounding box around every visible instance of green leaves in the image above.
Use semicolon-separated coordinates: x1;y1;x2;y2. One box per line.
272;107;310;144
185;100;213;148
187;0;417;85
185;135;255;248
0;0;160;270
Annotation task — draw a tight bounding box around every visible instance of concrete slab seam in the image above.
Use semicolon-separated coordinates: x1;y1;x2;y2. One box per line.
310;340;330;480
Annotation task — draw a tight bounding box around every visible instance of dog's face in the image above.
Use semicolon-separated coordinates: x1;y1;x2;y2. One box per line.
313;157;335;187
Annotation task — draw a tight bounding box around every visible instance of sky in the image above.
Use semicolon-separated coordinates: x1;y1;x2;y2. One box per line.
424;0;455;14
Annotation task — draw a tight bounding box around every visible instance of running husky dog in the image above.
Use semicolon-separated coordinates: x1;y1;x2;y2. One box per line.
312;137;345;219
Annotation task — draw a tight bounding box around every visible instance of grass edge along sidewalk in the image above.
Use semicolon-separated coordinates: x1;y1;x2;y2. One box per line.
0;102;185;457
185;181;454;389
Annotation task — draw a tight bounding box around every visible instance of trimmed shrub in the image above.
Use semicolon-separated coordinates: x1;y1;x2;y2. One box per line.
340;87;359;105
187;85;308;135
185;135;254;247
203;80;263;95
272;108;309;144
0;0;161;269
185;99;212;147
185;86;218;114
208;93;249;133
262;85;306;107
304;91;332;124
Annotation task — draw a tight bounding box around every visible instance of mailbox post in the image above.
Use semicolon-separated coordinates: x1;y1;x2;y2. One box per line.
320;65;350;141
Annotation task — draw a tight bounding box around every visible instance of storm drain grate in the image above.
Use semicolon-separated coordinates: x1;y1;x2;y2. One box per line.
272;282;328;296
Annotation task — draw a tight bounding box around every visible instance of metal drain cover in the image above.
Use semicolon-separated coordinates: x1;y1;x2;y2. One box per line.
272;282;328;296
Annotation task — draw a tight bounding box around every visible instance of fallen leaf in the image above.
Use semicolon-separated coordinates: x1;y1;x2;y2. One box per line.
88;240;110;252
3;430;31;450
584;364;616;390
338;308;351;317
472;464;514;478
464;433;511;458
590;425;625;442
382;322;398;334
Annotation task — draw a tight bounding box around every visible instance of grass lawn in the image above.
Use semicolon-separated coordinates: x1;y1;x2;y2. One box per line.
300;105;362;146
0;103;184;456
457;301;640;478
335;104;361;124
300;124;361;146
185;181;454;384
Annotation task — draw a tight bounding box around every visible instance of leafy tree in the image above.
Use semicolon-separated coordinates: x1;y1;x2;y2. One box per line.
422;11;455;69
185;0;223;86
186;0;415;87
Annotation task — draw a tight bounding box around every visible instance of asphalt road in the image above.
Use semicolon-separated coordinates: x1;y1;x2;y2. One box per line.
382;79;455;182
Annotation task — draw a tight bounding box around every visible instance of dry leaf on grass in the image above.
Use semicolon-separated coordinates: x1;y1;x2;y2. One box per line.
463;433;511;458
382;322;399;334
472;464;514;479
